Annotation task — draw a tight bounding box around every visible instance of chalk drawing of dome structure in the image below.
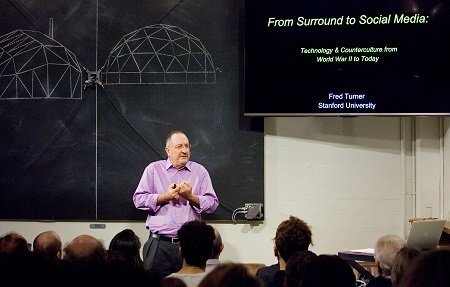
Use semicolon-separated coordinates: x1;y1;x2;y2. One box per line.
0;30;83;100
102;24;216;85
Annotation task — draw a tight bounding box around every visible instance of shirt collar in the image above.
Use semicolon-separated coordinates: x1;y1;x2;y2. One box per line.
165;158;192;171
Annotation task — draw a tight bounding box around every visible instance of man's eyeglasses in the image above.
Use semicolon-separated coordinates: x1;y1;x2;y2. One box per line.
168;144;190;150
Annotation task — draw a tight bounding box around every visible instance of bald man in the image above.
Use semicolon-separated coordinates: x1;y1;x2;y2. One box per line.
63;234;105;263
33;230;62;260
0;232;30;256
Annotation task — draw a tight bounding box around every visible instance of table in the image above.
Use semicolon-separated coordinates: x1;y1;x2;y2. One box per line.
338;249;375;281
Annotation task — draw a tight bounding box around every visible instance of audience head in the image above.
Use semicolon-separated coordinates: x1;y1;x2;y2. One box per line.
1;232;57;285
161;277;188;287
399;248;450;287
285;250;317;287
177;219;215;268
0;232;30;256
103;249;135;273
390;246;420;287
61;235;149;286
109;228;147;271
300;254;356;287
98;249;155;285
374;234;406;276
211;227;224;259
275;216;312;263
63;234;105;263
33;230;62;260
198;262;264;287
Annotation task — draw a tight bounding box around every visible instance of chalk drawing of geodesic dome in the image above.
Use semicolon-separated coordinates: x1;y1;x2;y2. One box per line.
0;30;83;100
102;24;216;85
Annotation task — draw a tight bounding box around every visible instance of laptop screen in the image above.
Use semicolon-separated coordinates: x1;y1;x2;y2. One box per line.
406;219;447;250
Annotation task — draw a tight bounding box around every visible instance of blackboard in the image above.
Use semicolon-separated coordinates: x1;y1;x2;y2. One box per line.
0;0;263;221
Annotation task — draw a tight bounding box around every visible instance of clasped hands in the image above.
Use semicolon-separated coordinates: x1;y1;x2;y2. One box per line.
167;181;193;201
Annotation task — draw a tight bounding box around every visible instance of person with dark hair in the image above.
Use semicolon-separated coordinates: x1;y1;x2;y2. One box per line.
205;226;224;273
102;249;155;284
284;250;317;287
300;254;356;287
133;130;219;278
198;262;264;287
274;216;312;263
257;215;313;287
166;220;215;287
109;228;147;272
256;261;279;287
103;249;133;272
399;248;450;287
390;246;420;287
161;277;188;287
33;230;62;261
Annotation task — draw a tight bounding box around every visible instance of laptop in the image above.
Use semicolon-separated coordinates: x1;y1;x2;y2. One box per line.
406;219;447;250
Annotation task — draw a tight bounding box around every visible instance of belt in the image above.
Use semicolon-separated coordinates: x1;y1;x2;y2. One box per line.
150;232;180;244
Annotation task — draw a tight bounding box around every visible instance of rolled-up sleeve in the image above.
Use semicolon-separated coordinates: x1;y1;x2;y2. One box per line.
192;169;219;214
133;164;159;213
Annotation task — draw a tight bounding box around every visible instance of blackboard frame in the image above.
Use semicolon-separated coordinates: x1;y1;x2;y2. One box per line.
0;0;264;222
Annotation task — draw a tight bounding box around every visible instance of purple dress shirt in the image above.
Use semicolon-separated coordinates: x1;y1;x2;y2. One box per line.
133;159;219;237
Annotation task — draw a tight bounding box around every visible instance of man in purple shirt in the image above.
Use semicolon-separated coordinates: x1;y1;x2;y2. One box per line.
133;130;219;278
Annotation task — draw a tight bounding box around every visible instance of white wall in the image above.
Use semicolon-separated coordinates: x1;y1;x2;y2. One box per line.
1;116;449;266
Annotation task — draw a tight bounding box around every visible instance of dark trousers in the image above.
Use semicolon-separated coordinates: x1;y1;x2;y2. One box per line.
142;235;183;278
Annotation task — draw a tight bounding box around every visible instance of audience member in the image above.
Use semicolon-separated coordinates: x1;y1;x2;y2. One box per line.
0;232;34;284
300;254;356;287
284;250;317;287
161;277;189;287
0;232;60;286
103;249;133;271
62;234;158;285
205;226;224;273
257;215;313;287
59;234;107;285
244;263;267;277
166;220;215;287
198;262;264;287
0;231;30;256
367;234;406;287
256;260;279;287
104;248;161;285
1;231;161;286
109;228;147;272
63;234;105;263
33;230;62;261
399;248;450;287
390;246;420;287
